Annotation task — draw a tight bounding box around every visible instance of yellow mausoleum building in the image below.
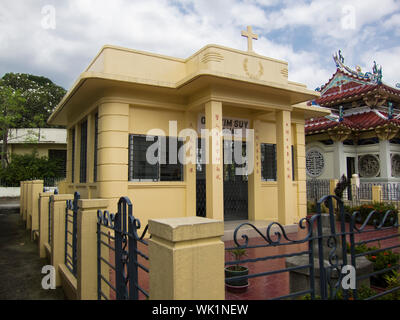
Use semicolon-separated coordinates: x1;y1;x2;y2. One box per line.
48;28;329;227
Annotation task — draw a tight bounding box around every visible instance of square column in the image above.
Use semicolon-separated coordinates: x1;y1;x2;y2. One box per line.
184;111;197;217
276;110;294;225
379;139;391;180
39;192;52;258
294;123;307;220
77;199;109;300
50;194;74;286
248;119;262;220
205;100;224;220
31;180;44;238
333;141;346;179
148;217;225;300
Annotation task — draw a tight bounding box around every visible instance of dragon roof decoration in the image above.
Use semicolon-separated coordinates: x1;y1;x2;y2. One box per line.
315;50;383;94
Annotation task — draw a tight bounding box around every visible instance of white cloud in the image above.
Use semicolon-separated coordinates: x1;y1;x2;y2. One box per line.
360;47;400;88
0;0;398;93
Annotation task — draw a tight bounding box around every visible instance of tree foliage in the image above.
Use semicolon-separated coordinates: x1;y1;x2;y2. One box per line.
0;82;26;167
1;73;66;128
0;151;65;186
0;73;67;167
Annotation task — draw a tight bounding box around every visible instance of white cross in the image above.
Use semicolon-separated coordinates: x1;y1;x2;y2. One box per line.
241;26;258;52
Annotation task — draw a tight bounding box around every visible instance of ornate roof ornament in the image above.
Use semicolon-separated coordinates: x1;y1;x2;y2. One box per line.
339;106;344;122
388;102;394;120
332;50;383;84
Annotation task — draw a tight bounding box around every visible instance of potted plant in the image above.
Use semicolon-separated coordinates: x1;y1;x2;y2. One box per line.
225;248;249;293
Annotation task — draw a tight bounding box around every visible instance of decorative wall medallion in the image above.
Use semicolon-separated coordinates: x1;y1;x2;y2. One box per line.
306;149;325;177
391;154;400;177
358;154;380;178
201;51;224;64
243;58;264;80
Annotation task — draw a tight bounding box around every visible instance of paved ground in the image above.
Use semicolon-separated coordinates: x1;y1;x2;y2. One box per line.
0;210;64;300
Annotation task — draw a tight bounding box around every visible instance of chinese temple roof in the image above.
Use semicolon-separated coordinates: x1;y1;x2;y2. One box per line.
311;70;400;107
305;109;400;135
306;51;400;136
309;50;400;107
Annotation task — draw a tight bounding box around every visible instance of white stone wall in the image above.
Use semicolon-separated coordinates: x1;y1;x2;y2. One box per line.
0;187;20;197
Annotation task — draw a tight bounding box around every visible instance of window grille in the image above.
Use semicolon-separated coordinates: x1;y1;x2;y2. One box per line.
80;120;88;183
129;134;184;182
71;128;75;183
94;113;98;182
261;143;277;181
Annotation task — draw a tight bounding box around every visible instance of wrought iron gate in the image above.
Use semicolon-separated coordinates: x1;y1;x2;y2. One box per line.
225;195;400;300
97;197;149;300
223;140;248;221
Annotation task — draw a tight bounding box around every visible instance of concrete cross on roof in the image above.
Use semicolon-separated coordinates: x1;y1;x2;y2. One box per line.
241;26;258;52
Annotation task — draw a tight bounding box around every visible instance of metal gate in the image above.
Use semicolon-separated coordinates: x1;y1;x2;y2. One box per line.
225;195;400;300
224;140;248;221
97;197;149;300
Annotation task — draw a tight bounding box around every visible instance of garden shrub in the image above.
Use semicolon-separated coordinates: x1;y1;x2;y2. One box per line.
0;151;64;186
343;202;398;227
347;243;400;288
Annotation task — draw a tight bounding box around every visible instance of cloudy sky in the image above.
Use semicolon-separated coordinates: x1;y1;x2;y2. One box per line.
0;0;399;91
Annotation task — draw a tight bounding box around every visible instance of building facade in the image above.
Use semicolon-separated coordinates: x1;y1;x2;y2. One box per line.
305;51;400;184
3;128;67;177
48;35;328;226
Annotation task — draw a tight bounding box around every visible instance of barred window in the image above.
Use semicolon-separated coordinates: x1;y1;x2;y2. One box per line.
71;128;75;183
160;137;184;181
80;120;88;183
94;113;99;182
261;144;277;181
129;134;183;182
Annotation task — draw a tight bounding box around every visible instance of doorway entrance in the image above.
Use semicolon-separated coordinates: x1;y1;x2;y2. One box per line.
195;138;249;220
223;140;248;221
346;157;355;200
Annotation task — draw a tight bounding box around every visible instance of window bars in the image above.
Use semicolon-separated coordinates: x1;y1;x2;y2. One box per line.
80;120;88;183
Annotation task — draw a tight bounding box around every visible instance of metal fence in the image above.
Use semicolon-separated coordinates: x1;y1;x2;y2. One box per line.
65;192;80;277
306;179;330;202
225;195;400;300
0;177;64;188
97;197;149;300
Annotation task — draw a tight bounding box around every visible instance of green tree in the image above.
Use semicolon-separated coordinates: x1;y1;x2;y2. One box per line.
0;82;26;168
0;73;66;168
1;73;66;128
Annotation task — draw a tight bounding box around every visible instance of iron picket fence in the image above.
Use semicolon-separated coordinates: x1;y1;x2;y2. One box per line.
65;192;80;277
348;208;400;300
225;195;400;300
97;197;149;300
306;179;330;202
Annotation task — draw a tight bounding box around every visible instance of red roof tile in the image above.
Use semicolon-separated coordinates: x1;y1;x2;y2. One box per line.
314;69;400;106
305;111;400;135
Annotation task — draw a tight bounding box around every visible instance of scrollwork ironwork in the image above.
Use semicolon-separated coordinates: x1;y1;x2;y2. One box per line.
233;216;314;248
